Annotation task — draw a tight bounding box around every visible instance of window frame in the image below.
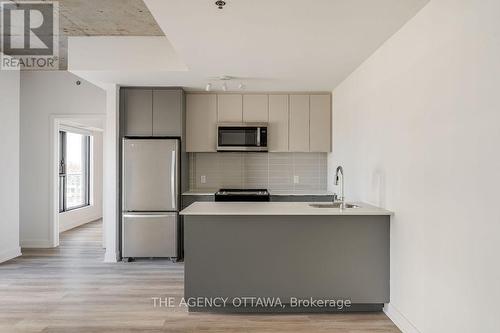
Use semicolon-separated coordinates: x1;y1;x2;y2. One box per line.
59;129;91;213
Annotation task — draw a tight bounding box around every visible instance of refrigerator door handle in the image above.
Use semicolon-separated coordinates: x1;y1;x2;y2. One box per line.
171;150;176;210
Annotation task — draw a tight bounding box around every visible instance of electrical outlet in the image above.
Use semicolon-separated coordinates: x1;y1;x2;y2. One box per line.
200;175;207;184
293;175;300;184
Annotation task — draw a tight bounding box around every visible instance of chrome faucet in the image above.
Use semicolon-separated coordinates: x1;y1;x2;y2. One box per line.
335;165;345;208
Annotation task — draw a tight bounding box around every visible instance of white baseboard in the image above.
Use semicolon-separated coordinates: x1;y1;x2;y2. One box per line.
20;239;53;248
104;249;119;263
0;246;21;263
59;215;102;233
384;303;421;333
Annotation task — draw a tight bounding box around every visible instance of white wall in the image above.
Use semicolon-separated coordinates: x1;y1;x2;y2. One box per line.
0;61;21;263
20;71;106;247
59;130;103;233
102;84;120;262
329;0;500;332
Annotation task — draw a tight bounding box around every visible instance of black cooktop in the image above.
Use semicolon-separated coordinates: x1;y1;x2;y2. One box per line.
215;189;270;202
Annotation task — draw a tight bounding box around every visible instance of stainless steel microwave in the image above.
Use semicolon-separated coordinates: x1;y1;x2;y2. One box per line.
217;123;268;152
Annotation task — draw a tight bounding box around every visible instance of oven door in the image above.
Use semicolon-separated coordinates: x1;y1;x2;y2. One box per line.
217;125;267;151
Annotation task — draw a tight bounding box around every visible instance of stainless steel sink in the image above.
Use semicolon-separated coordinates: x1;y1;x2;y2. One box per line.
309;202;360;209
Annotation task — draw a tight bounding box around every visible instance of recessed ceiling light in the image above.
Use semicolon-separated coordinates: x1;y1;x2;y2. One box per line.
215;0;226;9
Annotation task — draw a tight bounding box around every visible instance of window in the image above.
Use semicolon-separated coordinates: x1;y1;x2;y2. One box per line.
59;130;91;212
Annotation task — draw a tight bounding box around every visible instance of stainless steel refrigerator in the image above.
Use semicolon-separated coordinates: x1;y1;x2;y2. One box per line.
122;138;179;259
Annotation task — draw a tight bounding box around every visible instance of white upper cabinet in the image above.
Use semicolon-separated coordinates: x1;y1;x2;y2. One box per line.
217;94;243;122
186;94;217;152
289;95;310;152
309;94;331;152
243;95;269;122
185;93;331;153
268;95;289;152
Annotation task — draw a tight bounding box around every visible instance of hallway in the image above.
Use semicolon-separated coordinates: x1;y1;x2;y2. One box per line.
0;221;399;333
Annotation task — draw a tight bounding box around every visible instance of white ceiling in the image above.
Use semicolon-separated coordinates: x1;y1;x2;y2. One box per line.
71;0;430;91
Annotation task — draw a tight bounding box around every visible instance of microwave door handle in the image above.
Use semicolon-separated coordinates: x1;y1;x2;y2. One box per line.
257;128;261;147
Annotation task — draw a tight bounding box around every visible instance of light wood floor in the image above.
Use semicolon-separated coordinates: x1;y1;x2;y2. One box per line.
0;220;400;333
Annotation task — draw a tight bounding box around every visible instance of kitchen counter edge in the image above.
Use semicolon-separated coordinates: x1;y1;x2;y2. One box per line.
180;201;393;216
182;190;336;196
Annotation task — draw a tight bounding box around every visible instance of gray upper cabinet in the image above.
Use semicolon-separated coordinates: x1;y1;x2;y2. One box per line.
309;94;331;152
153;90;183;136
123;89;153;136
243;95;268;122
217;94;243;122
122;88;184;137
289;95;310;152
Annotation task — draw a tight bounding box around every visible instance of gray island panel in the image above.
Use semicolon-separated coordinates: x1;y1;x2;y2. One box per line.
184;214;390;312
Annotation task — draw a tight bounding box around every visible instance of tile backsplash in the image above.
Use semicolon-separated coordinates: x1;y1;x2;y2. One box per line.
189;152;328;191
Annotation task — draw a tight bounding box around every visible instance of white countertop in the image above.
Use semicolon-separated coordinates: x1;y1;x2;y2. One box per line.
182;189;335;196
269;190;335;196
180;202;393;216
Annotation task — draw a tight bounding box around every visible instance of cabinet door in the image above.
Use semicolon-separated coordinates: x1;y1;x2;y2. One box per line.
123;89;153;136
186;94;217;152
289;95;310;152
310;94;331;152
217;94;243;122
153;90;182;136
243;95;268;122
268;95;289;152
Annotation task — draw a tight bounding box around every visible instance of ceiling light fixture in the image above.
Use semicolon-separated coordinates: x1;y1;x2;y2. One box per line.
215;0;226;9
205;75;239;91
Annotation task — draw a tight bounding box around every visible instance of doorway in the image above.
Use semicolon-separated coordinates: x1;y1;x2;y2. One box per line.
50;115;105;250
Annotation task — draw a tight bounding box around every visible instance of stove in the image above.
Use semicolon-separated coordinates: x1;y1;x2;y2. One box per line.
214;189;270;202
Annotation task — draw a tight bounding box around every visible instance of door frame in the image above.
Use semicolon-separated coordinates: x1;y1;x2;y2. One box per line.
49;114;106;248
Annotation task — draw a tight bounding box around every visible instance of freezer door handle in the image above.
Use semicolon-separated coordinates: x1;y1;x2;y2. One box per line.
123;213;174;218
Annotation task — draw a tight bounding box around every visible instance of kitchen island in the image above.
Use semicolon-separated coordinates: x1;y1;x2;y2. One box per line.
180;202;392;312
